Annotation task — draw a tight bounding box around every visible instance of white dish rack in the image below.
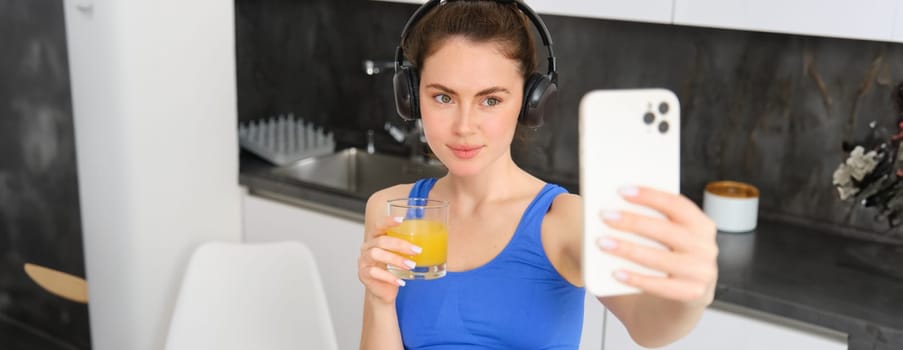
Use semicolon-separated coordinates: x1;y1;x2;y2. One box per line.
238;114;335;166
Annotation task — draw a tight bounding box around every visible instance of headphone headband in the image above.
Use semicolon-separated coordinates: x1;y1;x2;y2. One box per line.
392;0;559;127
395;0;557;80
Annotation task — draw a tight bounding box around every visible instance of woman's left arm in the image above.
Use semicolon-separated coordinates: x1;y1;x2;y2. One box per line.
595;186;719;348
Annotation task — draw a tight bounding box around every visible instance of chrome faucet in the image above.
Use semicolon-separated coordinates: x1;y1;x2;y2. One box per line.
363;60;395;76
385;121;431;163
365;58;436;164
366;130;376;154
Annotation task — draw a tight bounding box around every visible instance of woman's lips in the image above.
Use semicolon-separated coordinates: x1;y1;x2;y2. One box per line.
448;145;483;160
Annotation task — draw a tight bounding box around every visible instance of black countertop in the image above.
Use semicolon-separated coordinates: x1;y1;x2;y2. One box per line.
0;314;79;350
715;222;903;350
241;152;903;350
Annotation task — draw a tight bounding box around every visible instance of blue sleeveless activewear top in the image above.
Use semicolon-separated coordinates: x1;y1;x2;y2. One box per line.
396;178;585;349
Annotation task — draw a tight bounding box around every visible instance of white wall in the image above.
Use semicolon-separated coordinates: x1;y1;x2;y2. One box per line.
64;1;242;349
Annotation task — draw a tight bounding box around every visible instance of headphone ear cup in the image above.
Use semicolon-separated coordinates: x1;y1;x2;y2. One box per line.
520;73;557;128
409;68;421;119
393;66;421;121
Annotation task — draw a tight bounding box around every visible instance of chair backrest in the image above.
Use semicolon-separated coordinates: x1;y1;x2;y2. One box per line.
165;241;338;350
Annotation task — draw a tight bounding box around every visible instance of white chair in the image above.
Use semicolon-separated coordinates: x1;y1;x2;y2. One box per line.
165;241;338;350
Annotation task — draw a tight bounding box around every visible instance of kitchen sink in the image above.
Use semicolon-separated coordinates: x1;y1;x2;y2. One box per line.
270;148;447;197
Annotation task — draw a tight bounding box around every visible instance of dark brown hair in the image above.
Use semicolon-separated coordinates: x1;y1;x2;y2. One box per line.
402;0;538;80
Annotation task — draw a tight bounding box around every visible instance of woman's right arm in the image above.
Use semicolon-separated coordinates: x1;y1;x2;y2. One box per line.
359;188;420;350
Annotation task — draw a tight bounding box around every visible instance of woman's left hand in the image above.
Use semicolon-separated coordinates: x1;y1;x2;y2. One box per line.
598;186;719;306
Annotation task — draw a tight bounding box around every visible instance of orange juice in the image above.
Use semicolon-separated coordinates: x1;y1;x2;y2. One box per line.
387;219;448;266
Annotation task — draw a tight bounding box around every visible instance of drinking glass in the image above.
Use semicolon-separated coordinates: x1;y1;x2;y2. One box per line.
386;198;448;280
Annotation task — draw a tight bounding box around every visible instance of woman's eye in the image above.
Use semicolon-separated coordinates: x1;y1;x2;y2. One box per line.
434;94;452;104
482;97;501;107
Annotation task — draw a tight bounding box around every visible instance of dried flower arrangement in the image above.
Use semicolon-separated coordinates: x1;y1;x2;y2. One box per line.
832;82;903;228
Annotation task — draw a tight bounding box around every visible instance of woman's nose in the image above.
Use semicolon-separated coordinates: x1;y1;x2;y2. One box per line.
452;107;477;135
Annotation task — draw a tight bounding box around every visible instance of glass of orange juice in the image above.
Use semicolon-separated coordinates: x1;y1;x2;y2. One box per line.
386;198;448;280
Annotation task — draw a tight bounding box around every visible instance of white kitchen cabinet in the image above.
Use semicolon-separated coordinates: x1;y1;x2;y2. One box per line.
582;292;605;350
523;0;673;24
376;0;902;43
373;0;674;24
242;193;365;350
895;1;903;43
673;0;898;42
603;302;847;350
242;191;606;350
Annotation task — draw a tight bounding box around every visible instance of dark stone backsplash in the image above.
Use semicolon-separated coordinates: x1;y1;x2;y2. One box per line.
0;0;90;348
235;0;903;243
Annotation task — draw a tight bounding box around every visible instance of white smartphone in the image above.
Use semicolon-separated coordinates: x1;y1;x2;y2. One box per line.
579;89;681;297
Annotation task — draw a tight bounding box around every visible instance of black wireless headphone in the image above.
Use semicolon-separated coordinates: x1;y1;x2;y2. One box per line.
393;0;558;128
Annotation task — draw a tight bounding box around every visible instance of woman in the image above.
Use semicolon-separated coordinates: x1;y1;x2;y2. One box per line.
358;1;718;349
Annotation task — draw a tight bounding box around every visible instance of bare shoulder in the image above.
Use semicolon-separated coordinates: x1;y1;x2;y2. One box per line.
366;184;413;210
364;183;415;231
547;193;583;221
544;193;583;243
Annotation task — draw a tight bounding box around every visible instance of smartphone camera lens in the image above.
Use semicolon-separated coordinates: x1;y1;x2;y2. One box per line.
643;112;655;125
658;120;670;133
658;102;669;115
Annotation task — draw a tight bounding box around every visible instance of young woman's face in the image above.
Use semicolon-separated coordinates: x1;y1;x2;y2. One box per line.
418;36;525;177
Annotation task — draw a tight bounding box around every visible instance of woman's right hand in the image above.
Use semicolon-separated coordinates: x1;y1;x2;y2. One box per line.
358;217;422;304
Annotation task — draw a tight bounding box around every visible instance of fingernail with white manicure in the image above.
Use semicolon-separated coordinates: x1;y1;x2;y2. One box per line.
397;279;406;287
410;245;423;254
404;259;416;269
393;216;404;223
613;270;629;282
619;186;639;197
597;237;618;250
600;210;621;221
